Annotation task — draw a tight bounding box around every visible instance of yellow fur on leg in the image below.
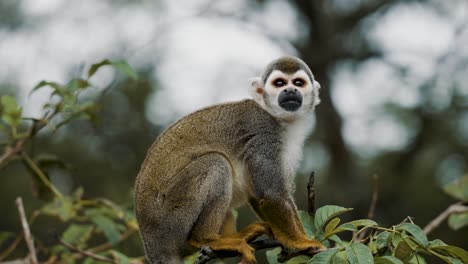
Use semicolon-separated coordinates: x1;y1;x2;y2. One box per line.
188;236;257;264
269;225;325;252
231;222;273;242
220;211;237;236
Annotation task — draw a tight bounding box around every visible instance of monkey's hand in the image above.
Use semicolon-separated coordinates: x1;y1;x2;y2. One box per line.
277;240;326;262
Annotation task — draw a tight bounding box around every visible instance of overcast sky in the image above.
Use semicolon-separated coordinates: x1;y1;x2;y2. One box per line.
0;0;467;157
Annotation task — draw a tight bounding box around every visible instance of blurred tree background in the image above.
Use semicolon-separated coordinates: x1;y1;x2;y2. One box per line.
0;0;467;263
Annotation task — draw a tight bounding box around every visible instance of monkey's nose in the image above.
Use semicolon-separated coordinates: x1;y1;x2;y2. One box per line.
283;88;298;94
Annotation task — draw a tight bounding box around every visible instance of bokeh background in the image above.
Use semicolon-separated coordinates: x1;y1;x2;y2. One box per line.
1;0;467;260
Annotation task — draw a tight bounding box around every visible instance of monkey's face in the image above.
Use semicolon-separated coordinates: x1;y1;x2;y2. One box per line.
257;69;320;120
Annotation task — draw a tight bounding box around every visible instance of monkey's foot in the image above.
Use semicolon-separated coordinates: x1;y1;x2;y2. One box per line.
277;241;326;262
194;246;218;264
192;239;256;264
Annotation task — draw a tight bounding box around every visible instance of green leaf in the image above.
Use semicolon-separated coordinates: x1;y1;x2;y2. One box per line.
393;240;413;261
326;219;377;239
314;205;353;231
448;211;468;230
396;223;428;248
1;95;19;112
347;219;378;228
266;247;281;264
62;224;94;248
308;248;339;264
109;250;131;264
0;231;14;245
442;174;468;202
86;212;120;245
374;256;404;264
345;243;373;264
431;245;468;263
41;196;76;221
408;254;427;264
88;59;112;78
287;255;310;264
87;59;137;80
324;218;341;237
332;251;348;264
1;95;22;127
428;239;448;247
298;210;316;238
30;81;64;95
67;78;90;90
83;257;108;264
328;234;345;247
111;60;138;80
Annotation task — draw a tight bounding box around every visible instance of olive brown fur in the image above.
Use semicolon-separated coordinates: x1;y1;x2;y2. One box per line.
135;56;324;264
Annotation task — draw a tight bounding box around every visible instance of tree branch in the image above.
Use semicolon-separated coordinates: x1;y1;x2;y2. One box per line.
0;114;55;169
58;237;114;263
367;174;379;219
15;197;38;264
195;239;283;264
337;0;394;32
423;202;468;235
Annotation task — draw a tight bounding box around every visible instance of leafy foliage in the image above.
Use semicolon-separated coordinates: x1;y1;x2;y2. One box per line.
266;205;468;264
0;59;142;263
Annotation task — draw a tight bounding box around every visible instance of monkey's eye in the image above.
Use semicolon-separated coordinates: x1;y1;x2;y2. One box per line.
273;78;286;87
293;78;305;87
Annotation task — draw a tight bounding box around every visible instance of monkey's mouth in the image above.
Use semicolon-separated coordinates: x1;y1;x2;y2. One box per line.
279;94;303;112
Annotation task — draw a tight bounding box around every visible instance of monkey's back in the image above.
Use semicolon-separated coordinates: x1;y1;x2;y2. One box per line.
135;99;280;204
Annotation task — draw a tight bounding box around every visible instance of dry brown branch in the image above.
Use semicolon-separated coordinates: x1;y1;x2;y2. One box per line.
0;114;54;169
15;198;38;264
58;237;114;263
87;229;137;253
357;174;380;241
0;257;31;264
0;233;24;261
307;171;316;215
423;202;468;235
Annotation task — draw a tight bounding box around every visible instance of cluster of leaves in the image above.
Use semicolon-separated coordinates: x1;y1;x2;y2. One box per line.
442;175;468;230
42;188;140;264
0;59;141;263
266;175;468;264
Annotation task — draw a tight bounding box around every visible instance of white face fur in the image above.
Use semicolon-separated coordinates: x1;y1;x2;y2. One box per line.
251;69;321;121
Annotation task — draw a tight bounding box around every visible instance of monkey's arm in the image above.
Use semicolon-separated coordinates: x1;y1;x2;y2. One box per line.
247;155;324;251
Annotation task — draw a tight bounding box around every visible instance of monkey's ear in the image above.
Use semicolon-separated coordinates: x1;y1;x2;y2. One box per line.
249;77;264;103
313;80;321;106
313;80;321;90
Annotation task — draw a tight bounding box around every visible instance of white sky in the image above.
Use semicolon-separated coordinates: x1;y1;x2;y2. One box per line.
0;0;467;158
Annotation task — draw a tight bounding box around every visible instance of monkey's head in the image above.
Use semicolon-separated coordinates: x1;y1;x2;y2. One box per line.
250;56;321;121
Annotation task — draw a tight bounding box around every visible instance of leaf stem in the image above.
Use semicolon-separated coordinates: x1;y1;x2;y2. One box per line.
21;151;62;197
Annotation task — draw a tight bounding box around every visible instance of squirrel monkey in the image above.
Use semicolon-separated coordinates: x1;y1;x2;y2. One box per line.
135;56;324;263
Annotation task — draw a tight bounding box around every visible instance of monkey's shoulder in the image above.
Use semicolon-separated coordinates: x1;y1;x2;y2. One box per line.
161;99;277;135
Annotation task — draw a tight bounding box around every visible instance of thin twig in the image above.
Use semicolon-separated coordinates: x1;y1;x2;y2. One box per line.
21;151;62;197
367;174;379;219
423;202;468;235
0;112;56;170
307;171;316;215
87;229;136;253
0;233;24;261
15;197;38;264
58;237;115;263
